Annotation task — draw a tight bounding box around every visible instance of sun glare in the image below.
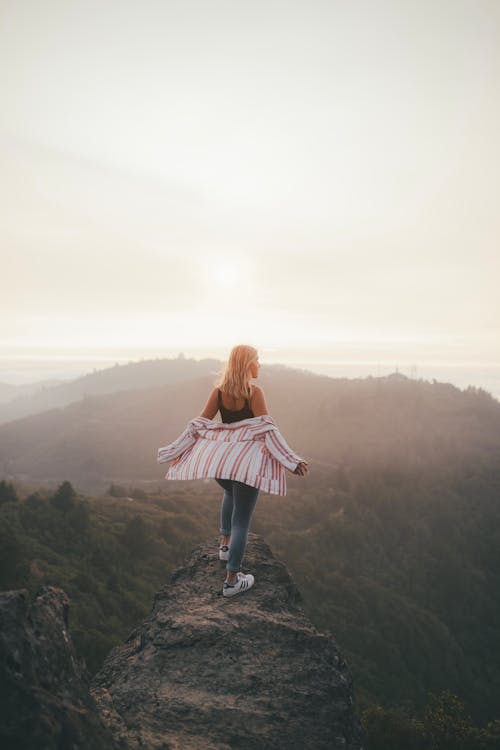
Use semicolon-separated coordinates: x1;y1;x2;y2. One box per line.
210;265;241;288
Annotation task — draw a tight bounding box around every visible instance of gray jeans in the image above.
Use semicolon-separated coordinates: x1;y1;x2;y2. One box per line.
216;478;260;573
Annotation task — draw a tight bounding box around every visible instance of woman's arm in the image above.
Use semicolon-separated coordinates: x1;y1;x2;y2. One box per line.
264;428;306;472
199;387;219;419
250;385;269;417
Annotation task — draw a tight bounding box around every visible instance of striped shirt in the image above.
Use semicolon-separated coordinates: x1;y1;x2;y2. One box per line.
157;415;305;495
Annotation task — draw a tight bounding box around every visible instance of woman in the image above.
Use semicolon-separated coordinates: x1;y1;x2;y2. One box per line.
198;344;309;597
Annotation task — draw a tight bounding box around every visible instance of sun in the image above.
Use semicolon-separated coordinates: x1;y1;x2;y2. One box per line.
209;264;242;288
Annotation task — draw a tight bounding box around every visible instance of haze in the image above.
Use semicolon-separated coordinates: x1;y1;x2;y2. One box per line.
1;0;499;371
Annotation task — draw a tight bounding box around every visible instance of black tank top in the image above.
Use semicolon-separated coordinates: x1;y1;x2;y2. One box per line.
218;388;254;423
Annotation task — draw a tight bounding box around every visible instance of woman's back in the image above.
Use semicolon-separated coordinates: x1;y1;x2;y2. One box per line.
218;387;254;423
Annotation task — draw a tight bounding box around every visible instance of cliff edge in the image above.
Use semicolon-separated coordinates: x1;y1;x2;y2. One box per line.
91;533;366;750
0;586;119;750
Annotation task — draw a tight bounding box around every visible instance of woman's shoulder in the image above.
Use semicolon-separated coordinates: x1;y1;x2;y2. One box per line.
207;386;221;403
249;384;269;416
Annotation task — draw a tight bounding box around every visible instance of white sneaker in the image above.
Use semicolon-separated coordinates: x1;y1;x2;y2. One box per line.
219;544;229;561
222;572;255;597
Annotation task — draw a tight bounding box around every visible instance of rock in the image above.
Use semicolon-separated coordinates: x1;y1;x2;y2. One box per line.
0;586;120;750
91;533;366;749
0;536;366;749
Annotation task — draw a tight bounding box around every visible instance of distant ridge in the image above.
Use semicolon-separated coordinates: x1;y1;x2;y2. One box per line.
0;379;63;405
0;356;221;425
1;367;499;489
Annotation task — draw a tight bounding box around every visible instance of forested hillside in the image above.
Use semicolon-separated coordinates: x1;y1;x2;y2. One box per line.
1;460;499;742
1;369;499;490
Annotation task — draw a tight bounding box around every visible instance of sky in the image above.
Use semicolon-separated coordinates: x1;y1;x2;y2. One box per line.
1;0;499;375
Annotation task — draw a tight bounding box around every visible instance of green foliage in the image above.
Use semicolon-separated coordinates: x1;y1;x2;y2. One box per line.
361;693;500;750
120;514;153;558
0;500;26;588
423;690;475;750
361;704;426;750
476;720;500;750
107;483;128;497
107;483;148;500
50;480;77;513
0;479;18;505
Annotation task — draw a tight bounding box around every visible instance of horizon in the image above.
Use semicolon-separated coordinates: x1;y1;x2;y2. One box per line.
1;346;500;401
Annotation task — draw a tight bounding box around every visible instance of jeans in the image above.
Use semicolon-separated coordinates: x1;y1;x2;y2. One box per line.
216;478;260;573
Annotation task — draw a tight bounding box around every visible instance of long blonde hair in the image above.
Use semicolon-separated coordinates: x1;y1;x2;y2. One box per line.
215;344;258;401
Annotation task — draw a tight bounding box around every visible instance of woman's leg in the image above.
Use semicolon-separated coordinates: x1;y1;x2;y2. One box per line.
226;481;260;577
215;478;233;542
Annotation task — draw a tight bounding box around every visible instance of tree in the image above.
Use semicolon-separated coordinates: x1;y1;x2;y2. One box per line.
0;480;18;505
107;483;128;498
361;704;426;750
423;690;475;750
51;481;77;513
477;719;500;750
120;515;151;558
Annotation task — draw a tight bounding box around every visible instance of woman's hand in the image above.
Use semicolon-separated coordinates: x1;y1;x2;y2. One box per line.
293;461;309;476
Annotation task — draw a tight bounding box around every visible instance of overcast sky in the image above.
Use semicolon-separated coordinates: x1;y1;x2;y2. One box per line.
1;0;499;367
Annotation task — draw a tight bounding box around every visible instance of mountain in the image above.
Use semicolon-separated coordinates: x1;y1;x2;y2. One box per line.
0;355;221;424
1;368;499;489
0;379;63;405
0;537;366;750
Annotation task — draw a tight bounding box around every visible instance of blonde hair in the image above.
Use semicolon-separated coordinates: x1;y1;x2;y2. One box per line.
215;344;258;401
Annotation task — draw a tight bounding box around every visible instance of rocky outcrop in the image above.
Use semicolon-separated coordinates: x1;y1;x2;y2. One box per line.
91;533;366;750
0;536;365;749
0;586;119;750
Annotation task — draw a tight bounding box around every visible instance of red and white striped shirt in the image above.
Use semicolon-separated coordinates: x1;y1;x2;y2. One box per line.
157;415;305;495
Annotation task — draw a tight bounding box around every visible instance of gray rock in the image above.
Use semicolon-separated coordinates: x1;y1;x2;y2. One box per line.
91;533;366;750
0;585;119;750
